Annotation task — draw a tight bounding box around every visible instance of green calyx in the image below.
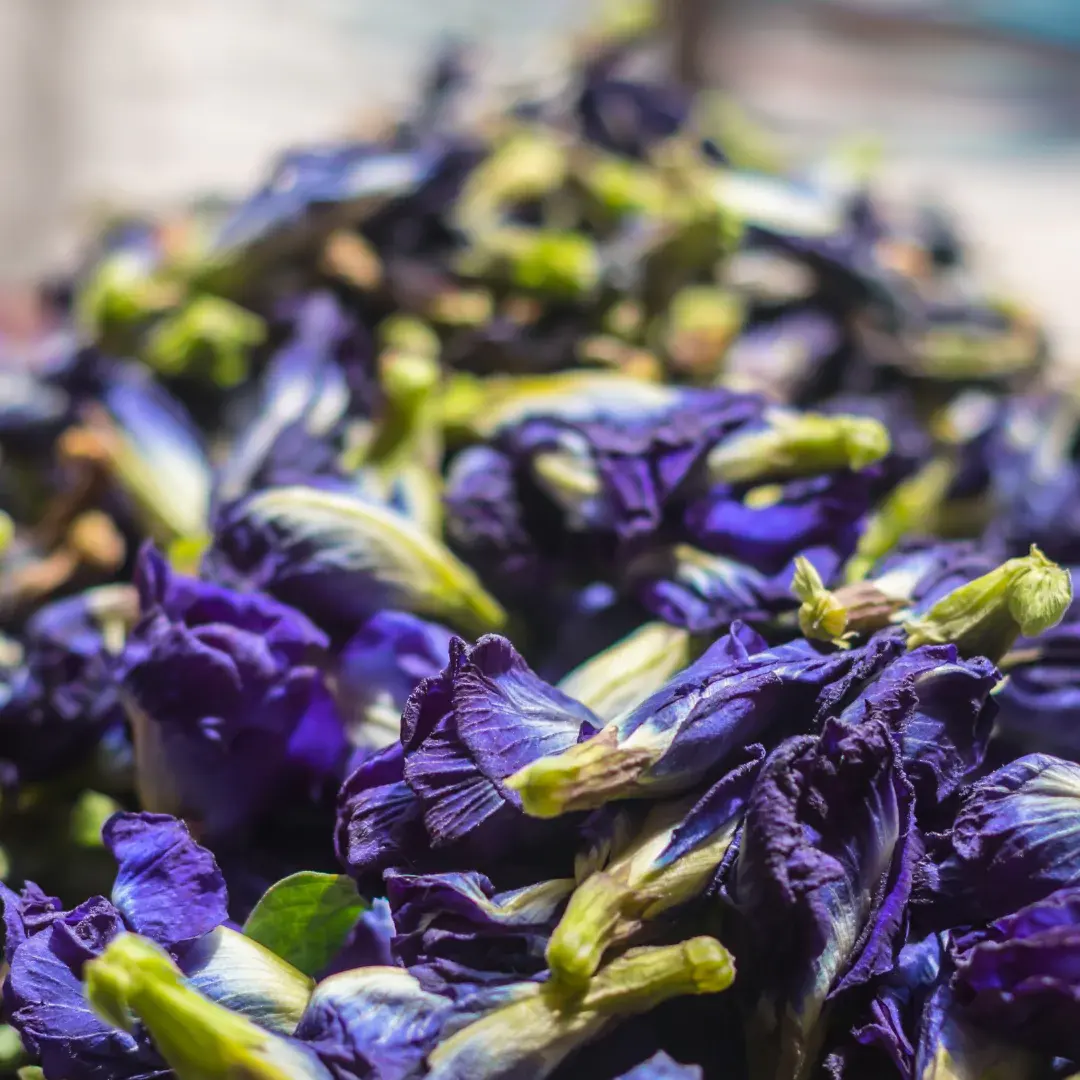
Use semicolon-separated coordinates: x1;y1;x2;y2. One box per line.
792;557;849;645
84;934;304;1080
708;410;890;485
507;731;654;819
791;557;907;646
906;545;1072;661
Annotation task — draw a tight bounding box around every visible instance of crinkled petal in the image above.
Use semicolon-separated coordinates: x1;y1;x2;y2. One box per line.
925;754;1080;926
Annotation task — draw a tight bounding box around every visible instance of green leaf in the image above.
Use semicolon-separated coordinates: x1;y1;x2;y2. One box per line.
242;872;368;977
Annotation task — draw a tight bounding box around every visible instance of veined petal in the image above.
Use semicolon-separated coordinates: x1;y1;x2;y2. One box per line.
836;646;999;811
104;812;229;950
403;636;599;851
177;926;313;1035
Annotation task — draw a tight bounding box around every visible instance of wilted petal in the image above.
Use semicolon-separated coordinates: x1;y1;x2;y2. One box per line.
925;754;1080;926
335;610;453;749
0;881;63;963
335;744;427;881
120;546;337;838
215;292;372;504
0;585;132;787
836;645;999;811
5;898;168;1080
386;870;573;996
444;445;543;597
951;886;1080;1060
403;635;600;852
499;386;762;541
730;717;918;1079
995;609;1080;759
912;958;1046;1080
626;544;812;633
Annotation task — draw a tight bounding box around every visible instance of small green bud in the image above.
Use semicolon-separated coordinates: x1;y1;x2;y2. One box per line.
144;296;265;387
70;790;122;848
511;231;600;298
456;130;567;232
77;255;182;339
708;410;890;484
0;1024;27;1071
906;545;1072;661
792;557;849;644
579;155;666;221
0;510;14;558
377;314;440;359
792;558;908;645
661;286;744;379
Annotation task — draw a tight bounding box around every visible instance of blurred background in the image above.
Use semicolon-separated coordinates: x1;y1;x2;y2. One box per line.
1;0;1078;355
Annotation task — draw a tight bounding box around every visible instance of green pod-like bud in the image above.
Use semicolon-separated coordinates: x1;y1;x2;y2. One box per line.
85;934;329;1080
426;937;734;1080
906;545;1072;661
456;129;568;233
660;286;744;380
546;789;744;991
707;409;890;485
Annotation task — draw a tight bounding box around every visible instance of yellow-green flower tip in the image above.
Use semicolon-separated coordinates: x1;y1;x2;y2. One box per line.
1009;545;1073;638
906;545;1072;661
